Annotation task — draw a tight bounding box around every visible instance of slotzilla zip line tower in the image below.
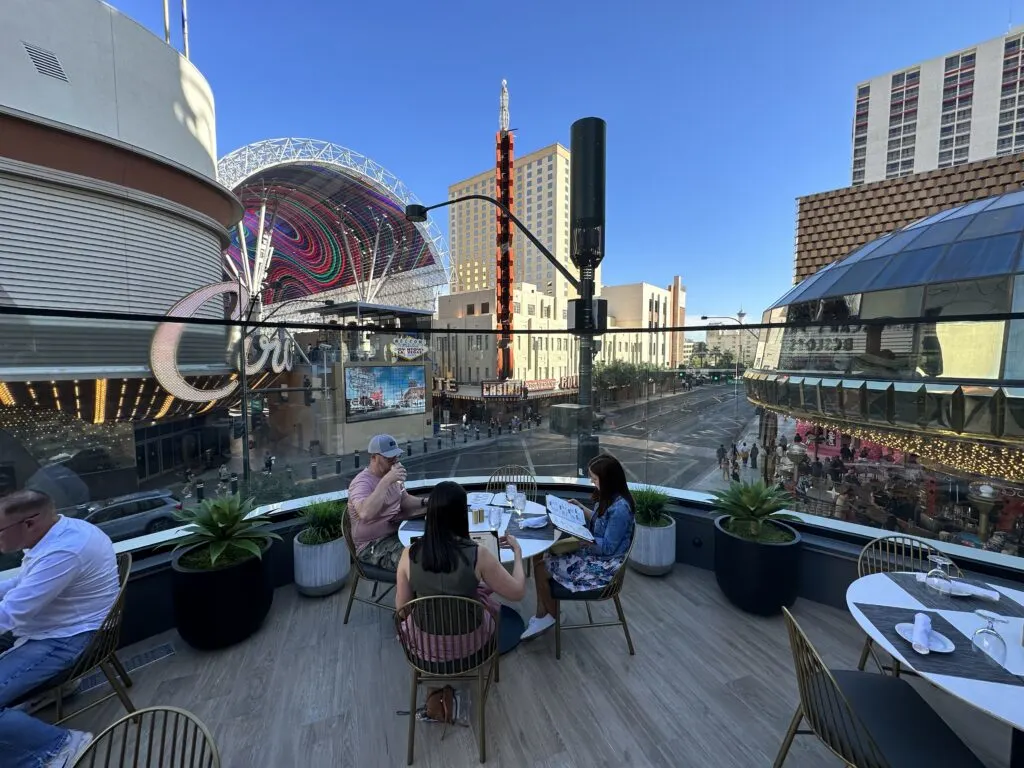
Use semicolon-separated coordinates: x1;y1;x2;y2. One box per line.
495;80;515;380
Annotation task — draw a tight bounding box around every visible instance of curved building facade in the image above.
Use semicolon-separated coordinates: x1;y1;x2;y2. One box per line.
0;0;242;492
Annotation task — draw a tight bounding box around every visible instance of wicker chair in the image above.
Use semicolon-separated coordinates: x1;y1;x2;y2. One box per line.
549;536;635;660
395;596;500;764
72;706;220;767
485;465;538;504
341;509;396;624
855;535;961;676
773;607;985;768
12;551;135;722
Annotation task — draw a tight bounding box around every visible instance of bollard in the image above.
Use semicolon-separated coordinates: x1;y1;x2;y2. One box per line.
488;427;492;438
230;473;238;496
463;430;468;443
526;419;531;430
354;449;360;469
437;436;442;450
407;441;412;456
286;466;293;481
498;425;502;435
196;480;205;502
336;457;342;475
423;437;428;453
475;427;480;441
311;462;318;480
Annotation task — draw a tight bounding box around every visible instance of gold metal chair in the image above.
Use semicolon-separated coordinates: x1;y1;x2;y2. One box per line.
855;535;961;676
341;510;396;624
72;705;220;767
13;551;136;722
395;596;500;764
550;537;635;660
774;607;986;768
485;465;537;503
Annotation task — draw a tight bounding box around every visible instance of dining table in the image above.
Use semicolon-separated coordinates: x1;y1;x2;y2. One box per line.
397;491;560;654
847;571;1024;767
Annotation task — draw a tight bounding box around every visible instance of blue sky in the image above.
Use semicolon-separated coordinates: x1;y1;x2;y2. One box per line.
119;0;1024;324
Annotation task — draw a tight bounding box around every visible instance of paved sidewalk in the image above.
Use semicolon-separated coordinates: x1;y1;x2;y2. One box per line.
689;413;800;493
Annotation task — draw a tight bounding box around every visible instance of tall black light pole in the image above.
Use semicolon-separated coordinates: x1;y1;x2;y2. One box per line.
405;117;608;474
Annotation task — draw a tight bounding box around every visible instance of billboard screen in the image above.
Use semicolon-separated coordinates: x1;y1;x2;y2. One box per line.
344;365;426;423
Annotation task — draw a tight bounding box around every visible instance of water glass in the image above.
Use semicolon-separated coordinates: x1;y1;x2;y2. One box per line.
505;483;517;506
488;505;502;532
972;609;1009;666
925;554;956;597
513;492;527;521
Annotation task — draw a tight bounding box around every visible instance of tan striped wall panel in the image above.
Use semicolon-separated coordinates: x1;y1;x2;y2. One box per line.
794;153;1024;283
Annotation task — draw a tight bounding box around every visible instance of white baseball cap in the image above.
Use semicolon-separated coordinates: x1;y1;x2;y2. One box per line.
368;434;402;458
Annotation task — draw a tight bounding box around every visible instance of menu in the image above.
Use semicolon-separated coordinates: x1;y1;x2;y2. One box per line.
545;494;595;542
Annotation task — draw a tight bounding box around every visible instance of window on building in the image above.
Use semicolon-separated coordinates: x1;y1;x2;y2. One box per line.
481;302;490;314
466;304;475;315
527;304;536;316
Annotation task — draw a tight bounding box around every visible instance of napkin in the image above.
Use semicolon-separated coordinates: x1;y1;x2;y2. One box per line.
911;612;932;655
915;573;1001;601
519;515;549;529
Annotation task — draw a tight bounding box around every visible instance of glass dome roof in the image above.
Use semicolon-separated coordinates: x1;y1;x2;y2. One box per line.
773;189;1024;308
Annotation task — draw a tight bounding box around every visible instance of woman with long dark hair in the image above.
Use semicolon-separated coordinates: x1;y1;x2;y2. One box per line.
521;453;635;640
395;481;526;657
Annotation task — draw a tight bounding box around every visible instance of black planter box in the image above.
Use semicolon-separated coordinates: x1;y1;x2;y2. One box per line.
171;546;274;650
713;516;802;616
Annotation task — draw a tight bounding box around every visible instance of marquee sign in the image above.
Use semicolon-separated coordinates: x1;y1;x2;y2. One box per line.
149;281;294;403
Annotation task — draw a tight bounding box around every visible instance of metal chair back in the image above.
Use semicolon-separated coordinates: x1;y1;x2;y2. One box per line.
72;706;220;768
857;534;962;578
485;465;538;503
781;608;889;768
394;595;499;676
65;551;132;682
342;508;369;581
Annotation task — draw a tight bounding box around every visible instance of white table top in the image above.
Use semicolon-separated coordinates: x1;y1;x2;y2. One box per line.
846;572;1024;732
397;496;557;564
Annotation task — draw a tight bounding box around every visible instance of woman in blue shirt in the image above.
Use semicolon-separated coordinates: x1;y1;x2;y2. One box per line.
521;454;635;640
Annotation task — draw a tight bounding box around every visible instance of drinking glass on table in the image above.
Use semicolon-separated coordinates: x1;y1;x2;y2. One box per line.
513;492;527;523
925;554;955;597
972;609;1009;666
505;483;517;507
488;505;502;532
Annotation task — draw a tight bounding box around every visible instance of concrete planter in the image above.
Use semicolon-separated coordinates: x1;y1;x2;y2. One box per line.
628;517;676;576
293;534;349;597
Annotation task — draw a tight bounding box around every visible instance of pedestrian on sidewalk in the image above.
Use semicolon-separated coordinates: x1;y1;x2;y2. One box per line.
740;442;749;467
749;443;759;470
716;444;726;464
720;457;729;482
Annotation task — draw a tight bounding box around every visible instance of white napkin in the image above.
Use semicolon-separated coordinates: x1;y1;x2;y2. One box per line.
519;515;549;529
915;573;1001;601
911;612;932;655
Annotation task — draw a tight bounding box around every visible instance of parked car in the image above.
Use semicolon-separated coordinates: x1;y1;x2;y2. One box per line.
63;489;181;542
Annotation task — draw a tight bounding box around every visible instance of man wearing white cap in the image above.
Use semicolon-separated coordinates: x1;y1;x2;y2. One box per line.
347;434;427;571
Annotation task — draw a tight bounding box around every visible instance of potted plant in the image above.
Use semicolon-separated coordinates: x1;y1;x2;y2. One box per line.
293;498;349;597
628;487;675;576
170;495;281;650
710;481;802;616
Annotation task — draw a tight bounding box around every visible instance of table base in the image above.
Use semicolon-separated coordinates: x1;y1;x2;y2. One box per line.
498;605;525;655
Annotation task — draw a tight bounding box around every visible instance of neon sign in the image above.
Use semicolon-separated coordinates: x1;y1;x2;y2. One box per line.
150;281;294;403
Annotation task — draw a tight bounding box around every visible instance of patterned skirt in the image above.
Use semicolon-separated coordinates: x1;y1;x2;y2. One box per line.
544;551;624;593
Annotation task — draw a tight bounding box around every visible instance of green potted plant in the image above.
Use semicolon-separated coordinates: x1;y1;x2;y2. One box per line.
169;495;281;650
710;481;802;616
628;487;675;575
293;497;349;597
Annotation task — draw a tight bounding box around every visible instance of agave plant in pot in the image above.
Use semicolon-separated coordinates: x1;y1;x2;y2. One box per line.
710;481;801;616
628;487;675;576
294;498;349;597
170;495;281;650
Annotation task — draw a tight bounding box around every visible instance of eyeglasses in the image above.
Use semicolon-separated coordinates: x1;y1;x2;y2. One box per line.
0;513;39;535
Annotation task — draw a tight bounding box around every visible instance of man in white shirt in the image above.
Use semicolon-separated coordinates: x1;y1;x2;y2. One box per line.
0;489;120;767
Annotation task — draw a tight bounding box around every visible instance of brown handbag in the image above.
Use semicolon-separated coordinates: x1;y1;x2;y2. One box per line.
424;685;456;724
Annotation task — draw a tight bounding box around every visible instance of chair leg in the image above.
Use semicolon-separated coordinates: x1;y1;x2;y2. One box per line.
406;669;418;766
109;654;133;688
856;636;872;671
772;706;803;768
892;659;901;678
344;574;360;625
554;607;562;660
477;670;486;763
101;661;136;714
54;684;64;722
585;603;594;624
613;596;635;656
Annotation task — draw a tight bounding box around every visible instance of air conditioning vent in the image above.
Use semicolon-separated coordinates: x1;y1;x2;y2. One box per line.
22;42;68;82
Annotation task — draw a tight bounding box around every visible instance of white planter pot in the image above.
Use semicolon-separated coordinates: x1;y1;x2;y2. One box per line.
294;535;349;597
628;517;676;576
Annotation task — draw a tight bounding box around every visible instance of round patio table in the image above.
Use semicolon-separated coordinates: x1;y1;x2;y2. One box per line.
398;497;559;654
847;571;1024;767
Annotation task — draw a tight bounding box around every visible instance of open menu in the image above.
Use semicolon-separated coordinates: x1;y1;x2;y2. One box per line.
545;494;595;542
470;531;500;560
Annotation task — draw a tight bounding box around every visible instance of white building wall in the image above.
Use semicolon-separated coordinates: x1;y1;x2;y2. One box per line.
913;56;945;175
970;36;1005;162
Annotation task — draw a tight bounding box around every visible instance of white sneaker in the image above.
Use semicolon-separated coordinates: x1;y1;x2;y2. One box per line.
48;729;92;768
520;614;555;640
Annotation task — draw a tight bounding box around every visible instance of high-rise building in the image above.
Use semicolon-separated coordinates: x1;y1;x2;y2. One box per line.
705;324;758;367
447;143;601;299
600;282;678;368
852;25;1024;185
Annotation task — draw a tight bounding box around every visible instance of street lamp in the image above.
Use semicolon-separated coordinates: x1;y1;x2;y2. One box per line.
701;312;757;415
407;118;608;474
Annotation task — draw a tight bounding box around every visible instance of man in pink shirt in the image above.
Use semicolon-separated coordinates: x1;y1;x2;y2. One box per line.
347;435;427;571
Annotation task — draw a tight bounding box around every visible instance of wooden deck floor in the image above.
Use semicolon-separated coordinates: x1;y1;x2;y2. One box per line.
69;565;1011;768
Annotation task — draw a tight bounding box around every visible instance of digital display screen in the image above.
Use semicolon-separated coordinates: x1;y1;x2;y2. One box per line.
344;365;426;423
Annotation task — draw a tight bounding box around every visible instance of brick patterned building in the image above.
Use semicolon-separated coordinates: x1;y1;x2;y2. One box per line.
794;152;1024;282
